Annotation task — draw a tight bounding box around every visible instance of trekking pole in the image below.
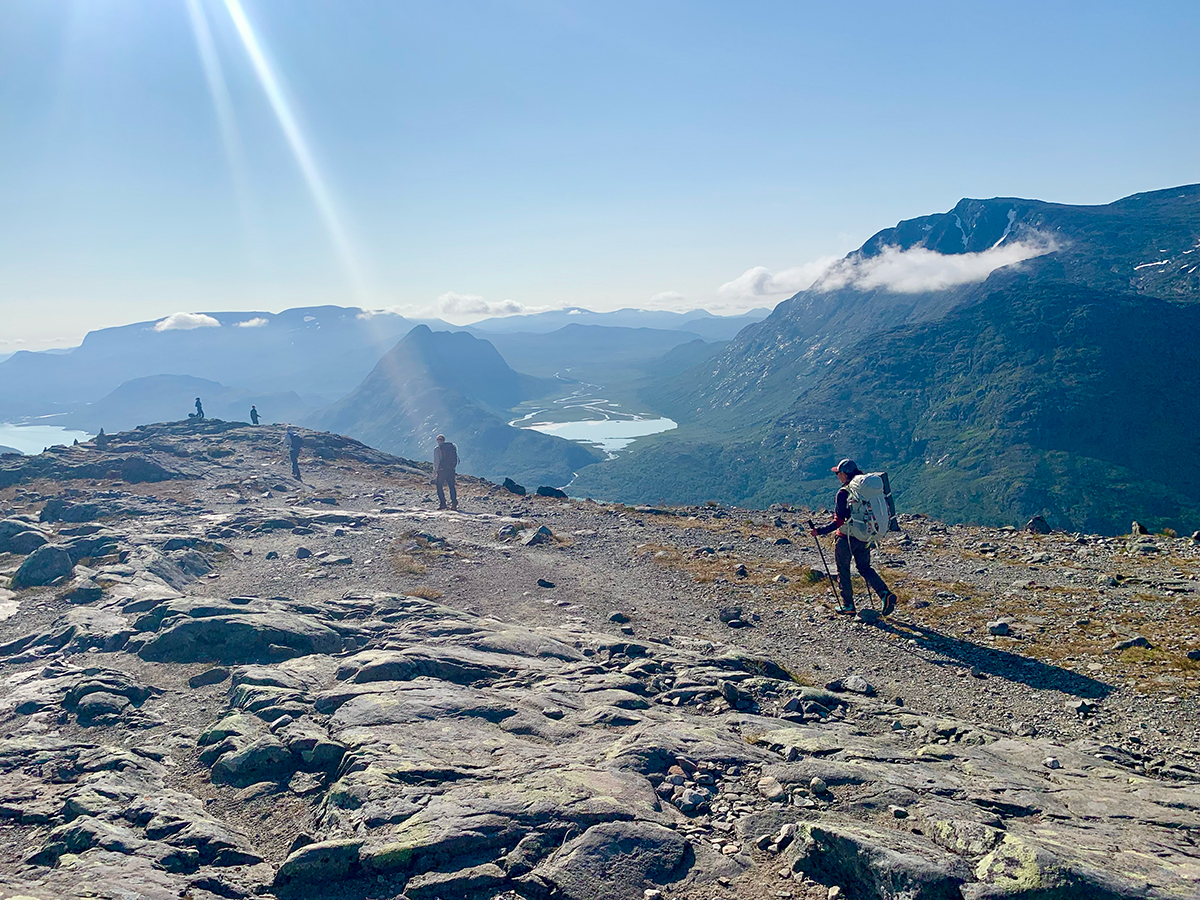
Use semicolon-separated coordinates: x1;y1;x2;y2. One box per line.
807;519;841;606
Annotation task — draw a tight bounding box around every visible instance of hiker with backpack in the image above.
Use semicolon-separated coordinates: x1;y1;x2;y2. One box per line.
433;434;458;510
810;458;898;617
284;429;303;480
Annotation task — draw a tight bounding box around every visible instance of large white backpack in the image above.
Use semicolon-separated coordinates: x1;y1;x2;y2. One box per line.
843;473;892;544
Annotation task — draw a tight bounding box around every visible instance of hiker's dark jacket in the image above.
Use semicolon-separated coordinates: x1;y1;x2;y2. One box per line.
434;442;458;474
816;487;850;536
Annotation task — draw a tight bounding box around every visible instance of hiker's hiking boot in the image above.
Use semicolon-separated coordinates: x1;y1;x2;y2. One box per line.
835;604;856;615
881;591;897;616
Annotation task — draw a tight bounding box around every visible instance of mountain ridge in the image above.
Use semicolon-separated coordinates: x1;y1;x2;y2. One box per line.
571;185;1200;533
309;326;601;487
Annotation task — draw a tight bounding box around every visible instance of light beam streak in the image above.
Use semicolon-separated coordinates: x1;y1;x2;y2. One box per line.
222;0;367;299
184;0;259;250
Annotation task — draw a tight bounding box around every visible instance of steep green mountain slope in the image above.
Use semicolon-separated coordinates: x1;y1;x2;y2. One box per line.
571;186;1200;533
572;283;1200;533
310;327;600;487
646;185;1200;432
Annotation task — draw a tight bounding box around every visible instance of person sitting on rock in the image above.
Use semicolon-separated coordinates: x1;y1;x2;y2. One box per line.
250;405;260;425
433;434;458;510
810;458;897;616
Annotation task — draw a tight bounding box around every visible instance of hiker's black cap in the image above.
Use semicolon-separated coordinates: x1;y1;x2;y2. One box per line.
831;458;857;474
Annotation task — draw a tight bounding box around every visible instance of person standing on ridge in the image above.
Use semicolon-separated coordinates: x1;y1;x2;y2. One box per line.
433;434;458;510
810;458;897;616
285;429;303;480
250;405;260;425
193;397;204;419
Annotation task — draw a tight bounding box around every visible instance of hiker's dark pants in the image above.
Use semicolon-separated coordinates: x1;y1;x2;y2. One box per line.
435;470;456;508
290;450;301;479
835;533;889;606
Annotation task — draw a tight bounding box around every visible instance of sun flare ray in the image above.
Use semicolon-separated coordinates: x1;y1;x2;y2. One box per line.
221;0;367;300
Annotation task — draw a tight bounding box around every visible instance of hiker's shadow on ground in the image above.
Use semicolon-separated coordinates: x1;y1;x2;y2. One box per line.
881;619;1113;700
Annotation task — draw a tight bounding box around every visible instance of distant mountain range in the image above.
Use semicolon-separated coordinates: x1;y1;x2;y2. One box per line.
310;326;601;486
0;306;447;419
54;375;315;433
468;306;769;339
572;185;1200;534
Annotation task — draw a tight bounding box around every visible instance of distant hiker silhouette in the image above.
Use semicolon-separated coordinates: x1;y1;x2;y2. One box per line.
433;434;458;510
810;458;898;617
189;397;204;420
250;405;260;425
285;429;303;480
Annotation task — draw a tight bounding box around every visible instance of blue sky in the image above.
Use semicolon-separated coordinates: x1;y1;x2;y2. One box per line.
2;0;1197;348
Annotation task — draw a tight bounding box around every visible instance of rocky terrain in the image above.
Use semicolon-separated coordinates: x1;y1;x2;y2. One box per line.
0;420;1197;900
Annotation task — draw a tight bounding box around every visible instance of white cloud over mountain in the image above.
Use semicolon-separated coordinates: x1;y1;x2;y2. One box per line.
649;291;686;306
235;317;269;328
815;237;1057;294
436;292;527;317
718;258;839;301
718;237;1056;302
153;312;221;332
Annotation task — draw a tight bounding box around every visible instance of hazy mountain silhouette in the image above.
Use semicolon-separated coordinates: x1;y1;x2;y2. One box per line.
310;327;601;487
0;307;451;419
53;375;315;433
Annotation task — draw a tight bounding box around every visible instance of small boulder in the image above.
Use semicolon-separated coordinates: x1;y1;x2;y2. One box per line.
11;544;74;589
265;550;280;560
74;691;131;723
757;776;786;801
522;525;555;546
1024;515;1051;534
537;578;555;588
987;619;1011;636
719;606;743;623
189;666;231;688
59;577;104;604
1131;521;1148;535
8;530;49;555
1114;636;1153;652
608;611;631;624
1066;699;1096;716
211;735;295;786
536;486;568;499
295;547;312;559
502;478;526;495
827;674;875;696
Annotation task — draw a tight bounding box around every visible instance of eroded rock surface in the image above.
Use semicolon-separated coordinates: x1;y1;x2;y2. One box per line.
0;421;1195;900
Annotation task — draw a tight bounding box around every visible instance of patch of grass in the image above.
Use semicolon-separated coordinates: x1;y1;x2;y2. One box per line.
407;586;443;600
1119;647;1200;673
392;552;427;575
